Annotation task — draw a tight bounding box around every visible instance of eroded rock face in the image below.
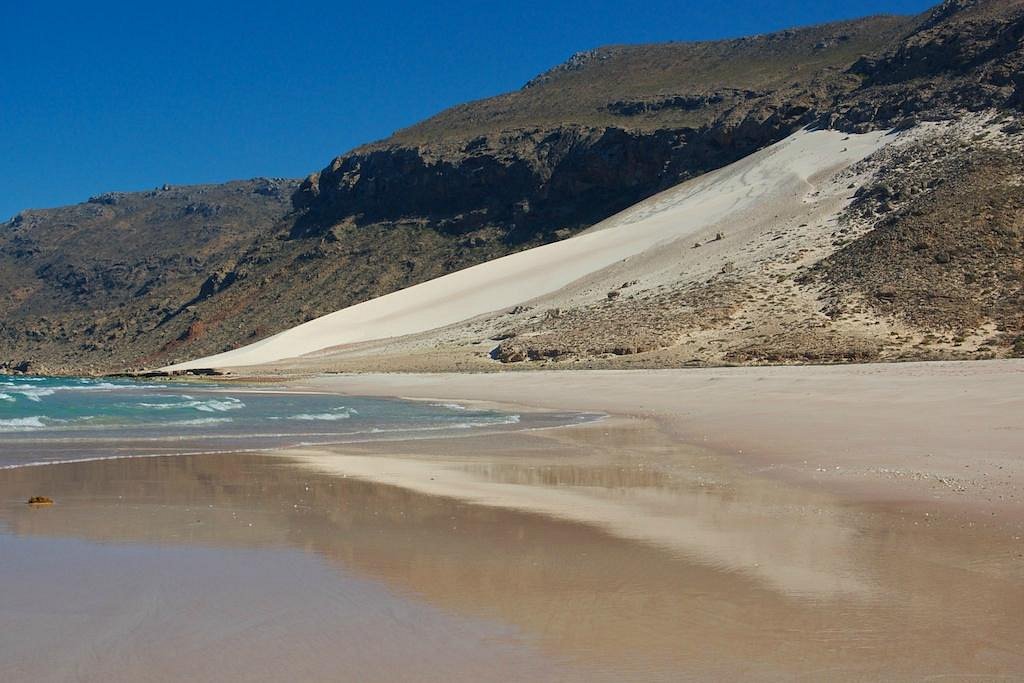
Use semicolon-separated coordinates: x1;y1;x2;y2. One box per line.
290;108;819;245
292;128;692;243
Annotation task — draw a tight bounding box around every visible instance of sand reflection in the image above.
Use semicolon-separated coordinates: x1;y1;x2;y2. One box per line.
1;424;1022;679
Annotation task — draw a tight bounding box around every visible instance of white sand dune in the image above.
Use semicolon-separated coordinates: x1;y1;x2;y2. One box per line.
165;127;892;371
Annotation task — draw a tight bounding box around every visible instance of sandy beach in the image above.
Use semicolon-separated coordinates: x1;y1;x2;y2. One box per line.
296;359;1024;517
2;360;1023;680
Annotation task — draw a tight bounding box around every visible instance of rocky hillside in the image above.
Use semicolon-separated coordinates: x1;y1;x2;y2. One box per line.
0;180;296;373
248;112;1023;375
2;0;1023;374
835;0;1024;128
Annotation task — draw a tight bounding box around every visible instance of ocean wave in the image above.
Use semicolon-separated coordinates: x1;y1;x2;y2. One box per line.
1;386;57;402
0;379;166;399
367;414;521;433
193;397;245;412
134;399;191;409
0;393;14;402
0;380;125;402
166;417;235;426
0;417;48;431
134;397;245;413
450;414;521;429
273;407;353;421
431;402;468;411
0;414;104;431
290;413;351;421
64;381;120;391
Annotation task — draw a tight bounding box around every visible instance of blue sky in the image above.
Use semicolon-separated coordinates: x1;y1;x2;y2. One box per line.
0;1;935;219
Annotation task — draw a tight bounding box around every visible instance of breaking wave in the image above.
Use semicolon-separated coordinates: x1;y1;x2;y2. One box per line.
431;402;468;411
134;397;245;413
0;417;48;431
3;387;56;402
272;407;353;421
166;417;235;427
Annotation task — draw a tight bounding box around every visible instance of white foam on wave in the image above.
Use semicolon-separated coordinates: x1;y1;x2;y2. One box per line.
367;414;521;434
0;415;101;431
0;379;171;405
273;407;353;421
5;387;57;402
451;414;520;428
431;402;468;411
193;398;244;413
167;417;235;426
135;396;245;413
67;381;119;391
0;417;48;431
291;413;351;421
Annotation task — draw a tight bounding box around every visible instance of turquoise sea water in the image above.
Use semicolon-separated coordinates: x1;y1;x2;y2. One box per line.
0;376;588;468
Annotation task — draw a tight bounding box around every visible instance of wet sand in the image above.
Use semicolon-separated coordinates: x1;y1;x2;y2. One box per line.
2;360;1023;680
299;360;1024;517
2;407;1023;680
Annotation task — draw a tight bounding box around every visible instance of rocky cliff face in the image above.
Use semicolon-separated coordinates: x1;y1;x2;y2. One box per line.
292;124;811;244
292;103;841;247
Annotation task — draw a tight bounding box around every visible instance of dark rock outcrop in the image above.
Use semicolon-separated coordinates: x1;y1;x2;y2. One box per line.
291;108;829;244
293;127;694;243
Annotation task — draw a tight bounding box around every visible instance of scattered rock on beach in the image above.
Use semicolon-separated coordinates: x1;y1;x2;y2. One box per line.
27;496;54;506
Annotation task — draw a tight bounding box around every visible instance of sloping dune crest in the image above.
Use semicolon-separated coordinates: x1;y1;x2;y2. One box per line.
165;127;892;371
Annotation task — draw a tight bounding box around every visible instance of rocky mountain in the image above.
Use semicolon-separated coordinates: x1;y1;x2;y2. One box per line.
292;15;913;244
2;0;1022;374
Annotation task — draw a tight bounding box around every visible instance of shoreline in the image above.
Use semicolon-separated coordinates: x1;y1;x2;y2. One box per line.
283;358;1024;523
6;359;1022;522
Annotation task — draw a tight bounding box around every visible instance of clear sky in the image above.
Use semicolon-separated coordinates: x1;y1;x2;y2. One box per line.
1;0;936;219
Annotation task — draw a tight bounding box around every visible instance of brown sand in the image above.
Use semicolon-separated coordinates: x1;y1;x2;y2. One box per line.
2;444;1023;681
1;359;1022;680
297;359;1024;517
